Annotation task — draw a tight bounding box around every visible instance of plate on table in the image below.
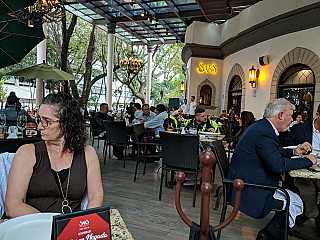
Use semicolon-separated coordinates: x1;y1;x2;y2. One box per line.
198;131;220;136
0;213;59;240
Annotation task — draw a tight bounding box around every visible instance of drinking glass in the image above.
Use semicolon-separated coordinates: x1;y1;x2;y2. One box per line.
17;115;27;131
0;113;6;128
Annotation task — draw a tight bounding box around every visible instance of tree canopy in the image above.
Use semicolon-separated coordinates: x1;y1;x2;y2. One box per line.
1;12;186;109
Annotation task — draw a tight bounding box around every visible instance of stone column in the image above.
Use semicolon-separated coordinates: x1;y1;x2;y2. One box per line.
106;23;116;108
146;45;154;104
36;22;47;108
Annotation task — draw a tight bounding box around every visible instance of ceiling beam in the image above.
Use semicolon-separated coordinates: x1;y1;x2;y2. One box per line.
195;0;211;22
103;0;165;43
132;0;181;41
162;0;188;26
112;9;229;23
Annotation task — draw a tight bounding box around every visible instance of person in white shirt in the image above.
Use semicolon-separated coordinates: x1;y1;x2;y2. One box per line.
189;96;197;118
132;103;143;124
181;99;189;116
142;104;167;135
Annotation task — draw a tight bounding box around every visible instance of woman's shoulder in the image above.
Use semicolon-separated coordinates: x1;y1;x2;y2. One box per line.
16;143;35;154
14;143;36;165
83;145;97;156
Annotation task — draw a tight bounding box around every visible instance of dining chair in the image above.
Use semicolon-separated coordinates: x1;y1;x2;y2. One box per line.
88;117;105;148
210;140;290;240
159;131;199;207
132;124;162;182
102;121;133;168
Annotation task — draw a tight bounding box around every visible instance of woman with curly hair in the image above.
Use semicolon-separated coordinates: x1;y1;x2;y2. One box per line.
5;92;103;218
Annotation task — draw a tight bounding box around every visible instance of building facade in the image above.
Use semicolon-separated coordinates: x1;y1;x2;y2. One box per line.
182;0;320;119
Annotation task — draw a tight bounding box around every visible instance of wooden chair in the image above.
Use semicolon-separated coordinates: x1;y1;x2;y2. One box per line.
210;140;290;240
132;124;162;182
175;150;244;240
159;131;199;207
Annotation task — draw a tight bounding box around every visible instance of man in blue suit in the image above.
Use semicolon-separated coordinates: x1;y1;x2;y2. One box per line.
285;104;320;232
228;98;316;240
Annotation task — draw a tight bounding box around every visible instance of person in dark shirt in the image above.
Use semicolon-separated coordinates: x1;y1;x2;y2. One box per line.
94;103;112;130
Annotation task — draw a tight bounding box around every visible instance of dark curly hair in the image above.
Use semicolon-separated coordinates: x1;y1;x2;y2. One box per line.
42;92;86;152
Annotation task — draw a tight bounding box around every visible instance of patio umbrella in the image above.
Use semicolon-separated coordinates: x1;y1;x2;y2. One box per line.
6;62;77;81
0;0;45;68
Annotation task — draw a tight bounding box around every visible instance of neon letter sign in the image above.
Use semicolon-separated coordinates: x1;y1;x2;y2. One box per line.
196;63;217;75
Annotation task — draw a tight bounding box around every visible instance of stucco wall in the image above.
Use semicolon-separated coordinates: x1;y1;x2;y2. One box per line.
185;0;319;46
187;57;223;116
221;25;320;119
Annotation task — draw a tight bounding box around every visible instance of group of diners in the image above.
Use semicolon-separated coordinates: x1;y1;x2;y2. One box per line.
3;91;320;240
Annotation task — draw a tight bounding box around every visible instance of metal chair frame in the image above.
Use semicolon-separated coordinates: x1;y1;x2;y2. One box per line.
132;124;162;182
210;140;289;240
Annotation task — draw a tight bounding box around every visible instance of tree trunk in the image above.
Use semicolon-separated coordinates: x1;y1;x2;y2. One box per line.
61;14;77;96
80;25;96;109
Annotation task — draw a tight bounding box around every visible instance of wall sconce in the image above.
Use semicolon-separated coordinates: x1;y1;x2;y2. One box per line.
180;81;185;92
249;66;259;88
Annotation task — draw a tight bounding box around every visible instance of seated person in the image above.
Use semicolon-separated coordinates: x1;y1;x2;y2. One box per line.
94;103;113;130
170;105;179;117
5;92;103;218
289;113;303;128
228;98;316;239
185;108;220;133
228;111;255;150
218;109;228;122
140;104;156;122
132;103;143;124
1;92;35;125
284;104;320;232
141;104;167;135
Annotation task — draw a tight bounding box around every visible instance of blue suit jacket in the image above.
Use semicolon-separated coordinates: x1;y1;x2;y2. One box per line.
285;121;312;146
227;118;312;219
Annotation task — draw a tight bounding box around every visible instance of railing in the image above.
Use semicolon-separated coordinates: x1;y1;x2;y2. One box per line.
175;150;244;240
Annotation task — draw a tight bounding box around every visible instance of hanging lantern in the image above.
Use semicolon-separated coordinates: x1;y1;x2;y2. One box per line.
180;81;185;92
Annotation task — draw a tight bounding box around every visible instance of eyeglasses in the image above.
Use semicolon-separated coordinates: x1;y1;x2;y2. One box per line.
143;108;150;111
39;117;59;128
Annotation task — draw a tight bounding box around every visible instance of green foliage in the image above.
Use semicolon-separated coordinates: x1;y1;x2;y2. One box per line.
151;43;185;104
0;77;7;104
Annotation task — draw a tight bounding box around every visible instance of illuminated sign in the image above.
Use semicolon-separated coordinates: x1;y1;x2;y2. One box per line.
196;63;217;75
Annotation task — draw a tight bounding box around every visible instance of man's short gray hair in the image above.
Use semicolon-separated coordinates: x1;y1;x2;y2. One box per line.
263;98;295;118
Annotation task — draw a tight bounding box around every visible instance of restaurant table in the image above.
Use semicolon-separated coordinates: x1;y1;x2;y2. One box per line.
0;137;42;153
0;208;133;240
289;168;320;179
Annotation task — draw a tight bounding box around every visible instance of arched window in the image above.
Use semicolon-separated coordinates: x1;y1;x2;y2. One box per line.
278;64;315;121
199;85;212;106
228;76;242;115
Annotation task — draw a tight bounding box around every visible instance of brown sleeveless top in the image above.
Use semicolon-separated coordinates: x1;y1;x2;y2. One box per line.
26;141;87;213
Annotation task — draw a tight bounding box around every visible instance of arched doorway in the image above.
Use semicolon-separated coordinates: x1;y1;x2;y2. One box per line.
228;75;242;115
277;64;315;121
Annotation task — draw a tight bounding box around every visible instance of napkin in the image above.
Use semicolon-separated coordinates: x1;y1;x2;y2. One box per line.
273;189;303;228
6;133;18;139
8;126;18;134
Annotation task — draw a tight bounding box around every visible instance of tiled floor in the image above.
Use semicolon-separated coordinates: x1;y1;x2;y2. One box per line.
94;143;319;240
